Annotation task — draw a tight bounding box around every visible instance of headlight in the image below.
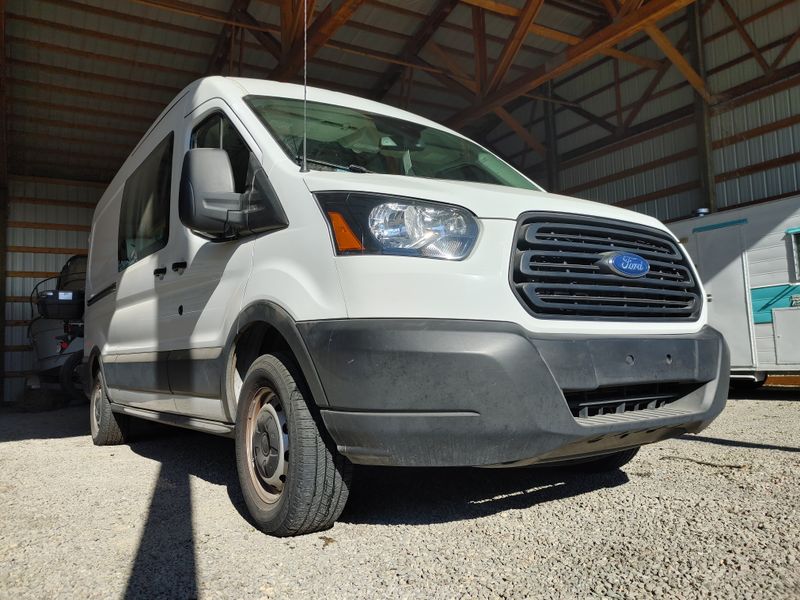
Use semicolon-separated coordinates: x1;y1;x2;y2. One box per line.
315;192;479;260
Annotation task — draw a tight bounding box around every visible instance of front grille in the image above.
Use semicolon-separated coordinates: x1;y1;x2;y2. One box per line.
564;382;701;418
511;213;701;320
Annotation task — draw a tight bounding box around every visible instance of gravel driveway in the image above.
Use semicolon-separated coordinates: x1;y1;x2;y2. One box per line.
0;390;798;599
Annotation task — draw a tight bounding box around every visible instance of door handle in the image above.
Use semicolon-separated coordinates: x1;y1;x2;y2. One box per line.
171;261;187;273
153;267;167;278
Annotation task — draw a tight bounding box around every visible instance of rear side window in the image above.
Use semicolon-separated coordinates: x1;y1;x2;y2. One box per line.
118;133;174;271
191;113;250;193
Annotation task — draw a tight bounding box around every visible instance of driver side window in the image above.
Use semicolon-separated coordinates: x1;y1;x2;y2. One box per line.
191;113;251;193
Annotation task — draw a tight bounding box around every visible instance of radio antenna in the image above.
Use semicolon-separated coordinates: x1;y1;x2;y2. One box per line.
300;0;309;173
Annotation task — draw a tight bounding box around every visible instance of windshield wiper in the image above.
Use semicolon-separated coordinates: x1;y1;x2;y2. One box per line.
295;156;372;173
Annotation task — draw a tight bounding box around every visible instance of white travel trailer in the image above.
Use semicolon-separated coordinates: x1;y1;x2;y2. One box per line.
85;77;728;536
669;196;800;384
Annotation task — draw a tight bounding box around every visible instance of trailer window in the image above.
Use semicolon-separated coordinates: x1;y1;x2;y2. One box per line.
791;231;800;281
118;133;174;271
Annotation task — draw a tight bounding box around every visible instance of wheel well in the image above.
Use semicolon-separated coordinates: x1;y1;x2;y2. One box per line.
228;322;295;408
88;350;101;381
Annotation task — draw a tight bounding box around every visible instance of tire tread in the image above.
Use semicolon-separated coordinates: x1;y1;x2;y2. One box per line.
236;353;351;536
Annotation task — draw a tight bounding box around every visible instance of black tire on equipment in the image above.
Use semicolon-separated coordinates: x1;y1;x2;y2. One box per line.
574;447;640;472
89;369;129;446
730;378;765;392
60;350;87;405
235;353;352;537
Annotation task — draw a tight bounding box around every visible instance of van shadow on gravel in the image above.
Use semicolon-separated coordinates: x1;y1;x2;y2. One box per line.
96;423;628;597
340;465;628;526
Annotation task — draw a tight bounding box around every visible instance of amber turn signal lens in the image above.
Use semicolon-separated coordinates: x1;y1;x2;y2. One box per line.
327;211;364;252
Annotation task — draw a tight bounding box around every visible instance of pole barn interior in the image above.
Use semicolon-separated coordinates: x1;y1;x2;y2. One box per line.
1;0;799;402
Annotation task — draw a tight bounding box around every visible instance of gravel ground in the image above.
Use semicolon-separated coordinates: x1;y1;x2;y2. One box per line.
0;391;798;600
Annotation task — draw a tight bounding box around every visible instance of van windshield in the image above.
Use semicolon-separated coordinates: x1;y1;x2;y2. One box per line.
245;96;541;191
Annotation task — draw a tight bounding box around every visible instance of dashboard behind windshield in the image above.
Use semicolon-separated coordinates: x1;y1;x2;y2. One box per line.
245;95;541;191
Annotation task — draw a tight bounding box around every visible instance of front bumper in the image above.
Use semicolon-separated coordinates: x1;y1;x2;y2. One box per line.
298;320;729;467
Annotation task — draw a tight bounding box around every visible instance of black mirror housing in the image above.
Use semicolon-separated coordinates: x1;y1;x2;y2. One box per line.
179;149;288;241
235;153;289;237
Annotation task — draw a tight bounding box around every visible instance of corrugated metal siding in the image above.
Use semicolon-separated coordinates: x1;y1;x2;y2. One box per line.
3;176;101;403
542;0;800;221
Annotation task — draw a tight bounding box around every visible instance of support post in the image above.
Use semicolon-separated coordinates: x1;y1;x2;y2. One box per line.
687;3;717;212
544;81;559;192
0;0;8;401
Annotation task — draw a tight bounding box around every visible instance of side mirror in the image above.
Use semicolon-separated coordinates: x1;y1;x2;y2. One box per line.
179;149;288;241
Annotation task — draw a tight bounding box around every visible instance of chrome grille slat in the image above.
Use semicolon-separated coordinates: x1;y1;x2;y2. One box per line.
511;213;702;320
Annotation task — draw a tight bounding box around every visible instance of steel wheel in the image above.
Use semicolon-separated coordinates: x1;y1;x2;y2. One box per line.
245;386;289;504
234;353;352;536
90;379;102;438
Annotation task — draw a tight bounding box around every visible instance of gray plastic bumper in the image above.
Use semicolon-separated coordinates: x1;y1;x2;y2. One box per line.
297;320;729;467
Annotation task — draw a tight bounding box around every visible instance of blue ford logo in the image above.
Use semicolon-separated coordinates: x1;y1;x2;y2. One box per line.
598;251;650;278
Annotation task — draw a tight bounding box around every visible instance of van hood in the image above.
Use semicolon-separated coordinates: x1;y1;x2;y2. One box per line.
301;171;667;231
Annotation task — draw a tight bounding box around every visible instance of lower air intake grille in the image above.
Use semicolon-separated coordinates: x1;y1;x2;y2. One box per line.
511;213;701;320
564;382;701;419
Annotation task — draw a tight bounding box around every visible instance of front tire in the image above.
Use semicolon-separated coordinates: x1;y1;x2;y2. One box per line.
235;354;352;537
89;370;129;446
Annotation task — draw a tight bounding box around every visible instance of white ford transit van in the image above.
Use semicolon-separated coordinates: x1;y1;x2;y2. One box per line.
85;77;728;536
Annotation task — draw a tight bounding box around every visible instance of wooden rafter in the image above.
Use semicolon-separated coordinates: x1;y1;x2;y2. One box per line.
280;0;317;59
236;9;282;59
460;0;661;70
472;6;487;93
271;0;366;80
618;0;644;18
553;93;617;133
495;107;547;157
770;26;800;71
717;0;769;73
280;0;294;57
207;0;252;74
613;58;623;128
487;0;544;92
623;42;682;128
427;42;478;92
645;24;714;104
420;41;548;161
130;0;280;35
371;0;460;100
599;0;618;17
448;0;697;129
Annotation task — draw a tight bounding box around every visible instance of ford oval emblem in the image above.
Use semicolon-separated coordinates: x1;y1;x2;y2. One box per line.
598;251;650;278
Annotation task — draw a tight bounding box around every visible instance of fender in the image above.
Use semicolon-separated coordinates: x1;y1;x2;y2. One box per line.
220;301;330;423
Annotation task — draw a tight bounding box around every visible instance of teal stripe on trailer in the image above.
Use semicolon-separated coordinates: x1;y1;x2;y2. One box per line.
692;218;748;233
750;285;800;324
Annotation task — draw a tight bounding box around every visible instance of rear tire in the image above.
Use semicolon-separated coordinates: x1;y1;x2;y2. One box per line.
89;370;129;445
573;447;640;472
235;353;352;537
